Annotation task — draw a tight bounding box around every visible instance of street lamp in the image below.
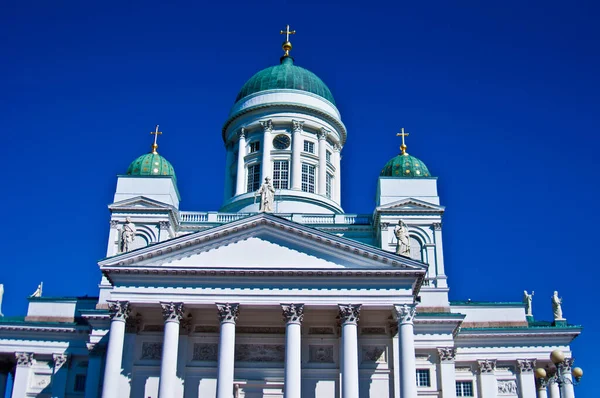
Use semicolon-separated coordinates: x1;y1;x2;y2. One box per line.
535;350;583;398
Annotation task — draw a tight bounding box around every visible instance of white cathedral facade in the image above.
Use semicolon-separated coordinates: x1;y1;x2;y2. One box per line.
0;36;582;398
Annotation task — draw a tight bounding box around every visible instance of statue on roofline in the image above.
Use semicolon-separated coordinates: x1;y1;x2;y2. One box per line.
119;217;137;253
552;291;564;320
394;220;411;257
30;282;43;298
523;290;534;317
256;177;275;213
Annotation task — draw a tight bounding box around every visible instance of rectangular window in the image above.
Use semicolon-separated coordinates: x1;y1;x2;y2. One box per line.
325;173;333;199
301;163;315;193
273;160;289;189
303;140;315;154
416;369;431;387
74;374;87;392
249;141;260;153
326;150;332;164
456;381;474;397
247;163;261;192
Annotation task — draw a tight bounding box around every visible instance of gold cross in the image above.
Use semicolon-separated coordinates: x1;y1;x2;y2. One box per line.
280;25;296;56
396;128;409;155
150;124;162;154
280;24;296;42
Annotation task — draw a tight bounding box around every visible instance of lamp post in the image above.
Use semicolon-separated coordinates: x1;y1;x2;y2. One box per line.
535;350;583;398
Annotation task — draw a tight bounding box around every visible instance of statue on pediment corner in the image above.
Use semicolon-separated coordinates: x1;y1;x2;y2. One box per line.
394;220;411;256
30;282;43;298
119;217;137;253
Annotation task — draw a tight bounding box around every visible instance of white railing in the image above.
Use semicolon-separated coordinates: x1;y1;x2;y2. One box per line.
179;211;372;226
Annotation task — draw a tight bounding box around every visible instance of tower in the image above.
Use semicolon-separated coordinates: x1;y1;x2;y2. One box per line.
220;27;346;214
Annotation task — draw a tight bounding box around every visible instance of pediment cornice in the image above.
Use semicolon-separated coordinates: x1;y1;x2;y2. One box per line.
376;198;445;214
100;213;427;275
109;196;177;213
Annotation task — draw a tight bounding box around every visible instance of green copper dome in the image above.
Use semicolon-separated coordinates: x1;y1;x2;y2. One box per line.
380;153;432;178
236;56;336;105
127;152;176;181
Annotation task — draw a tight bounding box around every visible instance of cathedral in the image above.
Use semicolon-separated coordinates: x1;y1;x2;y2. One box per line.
0;28;582;398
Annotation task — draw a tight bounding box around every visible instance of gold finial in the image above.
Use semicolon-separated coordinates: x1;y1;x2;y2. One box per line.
280;24;296;57
150;125;162;154
396;128;409;155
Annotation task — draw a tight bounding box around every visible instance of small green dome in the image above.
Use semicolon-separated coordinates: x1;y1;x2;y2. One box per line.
236;56;336;105
380;153;432;178
127;152;176;181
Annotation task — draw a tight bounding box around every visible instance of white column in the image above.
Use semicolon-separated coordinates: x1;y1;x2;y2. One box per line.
536;379;549;398
437;348;457;398
12;353;33;398
338;304;361;398
291;120;303;190
317;129;328;196
282;304;304;398
395;304;418;398
158;302;184;398
260;120;273;183
559;360;575;398
85;345;104;398
391;325;400;398
477;360;497;397
235;128;247;196
216;303;239;398
51;354;69;398
517;359;537;398
224;142;235;200
101;301;130;398
333;144;341;204
548;378;560;398
432;223;448;288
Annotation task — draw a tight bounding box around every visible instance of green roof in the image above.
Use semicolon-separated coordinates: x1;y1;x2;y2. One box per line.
236;56;336;105
127;152;176;181
380;153;431;178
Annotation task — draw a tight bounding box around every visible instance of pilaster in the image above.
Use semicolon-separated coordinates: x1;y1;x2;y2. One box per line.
517;359;537;398
12;352;34;398
85;344;105;398
437;347;457;398
51;353;69;398
235;128;247;196
477;359;497;397
317;129;328;196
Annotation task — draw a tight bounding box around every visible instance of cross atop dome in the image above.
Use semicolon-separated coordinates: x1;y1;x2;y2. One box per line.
397;128;409;155
280;24;296;57
150;125;162;154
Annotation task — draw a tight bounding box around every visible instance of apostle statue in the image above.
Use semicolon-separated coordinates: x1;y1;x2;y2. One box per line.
120;217;137;253
523;290;534;317
394;220;411;256
30;282;43;298
552;291;564;320
256;177;275;213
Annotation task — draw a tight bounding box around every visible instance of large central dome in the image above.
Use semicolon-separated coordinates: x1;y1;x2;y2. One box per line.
235;56;335;105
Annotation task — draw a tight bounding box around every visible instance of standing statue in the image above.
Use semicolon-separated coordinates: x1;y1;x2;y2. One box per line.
394;220;411;256
523;290;534;317
552;291;564;320
30;282;43;298
0;284;4;316
256;177;275;213
119;217;137;253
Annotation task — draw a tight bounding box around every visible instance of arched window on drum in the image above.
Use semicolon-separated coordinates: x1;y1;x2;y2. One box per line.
409;236;424;262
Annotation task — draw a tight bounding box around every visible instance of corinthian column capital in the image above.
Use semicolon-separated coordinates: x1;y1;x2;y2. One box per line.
394;303;417;324
107;300;130;321
338;304;361;325
260;119;273;132
160;302;185;323
281;304;304;324
216;303;239;324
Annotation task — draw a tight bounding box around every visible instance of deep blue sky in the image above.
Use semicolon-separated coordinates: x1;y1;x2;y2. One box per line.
1;0;598;395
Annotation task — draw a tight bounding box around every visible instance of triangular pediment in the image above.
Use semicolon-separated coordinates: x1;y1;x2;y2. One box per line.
109;196;175;211
377;198;445;213
100;213;427;273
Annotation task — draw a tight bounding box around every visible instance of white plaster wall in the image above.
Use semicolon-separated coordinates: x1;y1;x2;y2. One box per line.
451;305;526;323
377;178;440;206
27;301;77;318
114;176;179;208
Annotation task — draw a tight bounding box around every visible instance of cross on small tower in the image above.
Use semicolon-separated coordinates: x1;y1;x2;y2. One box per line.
280;24;296;56
396;128;409;155
150;125;162;154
